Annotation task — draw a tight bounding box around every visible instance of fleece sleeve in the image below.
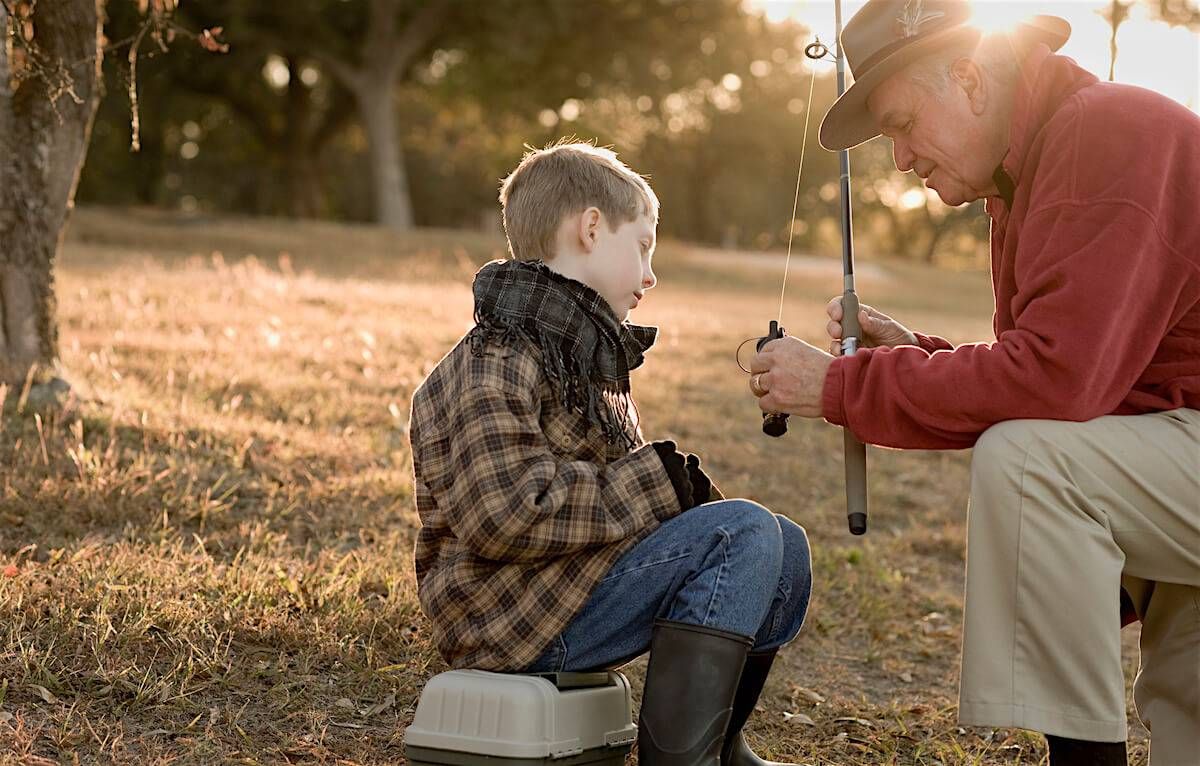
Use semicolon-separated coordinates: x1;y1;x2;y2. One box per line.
822;201;1192;449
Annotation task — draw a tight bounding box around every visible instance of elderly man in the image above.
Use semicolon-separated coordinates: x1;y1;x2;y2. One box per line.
749;1;1200;765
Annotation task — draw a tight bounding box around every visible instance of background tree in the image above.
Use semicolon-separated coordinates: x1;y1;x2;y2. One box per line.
1101;0;1135;80
1;0;105;393
86;0;753;231
0;0;221;394
73;0;1008;264
1151;0;1200;26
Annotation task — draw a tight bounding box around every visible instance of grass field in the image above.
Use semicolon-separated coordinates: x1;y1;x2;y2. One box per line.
0;207;1148;764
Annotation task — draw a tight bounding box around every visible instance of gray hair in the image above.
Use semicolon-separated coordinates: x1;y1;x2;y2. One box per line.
905;32;1027;98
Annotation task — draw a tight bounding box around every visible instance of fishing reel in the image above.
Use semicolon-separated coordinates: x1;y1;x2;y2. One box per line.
736;320;790;437
757;321;790;437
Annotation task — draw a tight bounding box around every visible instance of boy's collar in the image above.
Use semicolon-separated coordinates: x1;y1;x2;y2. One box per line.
470;259;657;447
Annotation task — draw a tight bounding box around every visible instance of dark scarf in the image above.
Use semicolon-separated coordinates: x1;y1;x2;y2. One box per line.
469;259;657;448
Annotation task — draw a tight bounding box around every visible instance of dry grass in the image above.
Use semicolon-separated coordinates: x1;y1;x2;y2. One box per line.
0;207;1148;764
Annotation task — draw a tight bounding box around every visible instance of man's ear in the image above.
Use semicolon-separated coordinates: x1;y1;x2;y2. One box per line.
951;57;987;115
577;207;602;253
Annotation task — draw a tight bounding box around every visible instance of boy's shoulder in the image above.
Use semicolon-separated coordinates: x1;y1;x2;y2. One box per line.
413;329;545;413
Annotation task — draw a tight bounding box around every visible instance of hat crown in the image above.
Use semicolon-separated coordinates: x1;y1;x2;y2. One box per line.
843;0;971;75
820;0;1070;150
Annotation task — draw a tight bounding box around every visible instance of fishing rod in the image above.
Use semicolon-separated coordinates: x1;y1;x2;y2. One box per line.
741;0;868;536
829;0;869;537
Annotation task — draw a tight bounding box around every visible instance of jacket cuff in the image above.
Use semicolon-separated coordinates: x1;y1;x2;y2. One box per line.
913;332;954;353
821;356;847;427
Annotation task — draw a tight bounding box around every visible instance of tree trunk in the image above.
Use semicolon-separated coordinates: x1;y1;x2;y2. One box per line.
313;0;450;231
355;79;413;231
284;54;327;219
1109;0;1119;81
1107;0;1132;82
0;0;103;387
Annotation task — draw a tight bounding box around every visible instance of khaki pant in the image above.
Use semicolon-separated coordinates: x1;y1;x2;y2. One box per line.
959;409;1200;766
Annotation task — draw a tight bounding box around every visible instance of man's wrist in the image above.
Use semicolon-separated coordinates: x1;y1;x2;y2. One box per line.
820;355;847;425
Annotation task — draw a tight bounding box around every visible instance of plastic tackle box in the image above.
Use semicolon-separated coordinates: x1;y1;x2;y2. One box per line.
404;670;637;766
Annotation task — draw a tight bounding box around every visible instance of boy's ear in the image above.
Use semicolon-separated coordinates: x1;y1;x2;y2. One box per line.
577;207;602;254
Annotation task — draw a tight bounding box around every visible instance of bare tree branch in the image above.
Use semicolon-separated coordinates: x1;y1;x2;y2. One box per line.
306;44;364;93
388;0;451;78
311;83;355;149
126;20;150;150
309;0;451;96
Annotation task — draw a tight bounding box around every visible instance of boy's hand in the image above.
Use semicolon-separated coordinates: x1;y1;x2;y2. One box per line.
684;453;720;506
650;440;694;512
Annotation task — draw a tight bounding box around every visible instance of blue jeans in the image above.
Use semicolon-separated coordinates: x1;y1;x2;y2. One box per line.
522;499;812;672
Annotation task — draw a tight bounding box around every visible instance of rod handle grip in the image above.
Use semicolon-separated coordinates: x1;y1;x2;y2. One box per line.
840;290;868;535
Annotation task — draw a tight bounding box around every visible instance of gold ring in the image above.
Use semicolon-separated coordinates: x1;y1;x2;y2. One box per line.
750;373;768;397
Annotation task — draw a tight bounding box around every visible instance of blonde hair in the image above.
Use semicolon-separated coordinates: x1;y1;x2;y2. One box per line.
498;139;659;262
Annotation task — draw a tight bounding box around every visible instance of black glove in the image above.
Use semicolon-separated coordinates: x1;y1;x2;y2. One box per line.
650;440;693;512
684;453;716;507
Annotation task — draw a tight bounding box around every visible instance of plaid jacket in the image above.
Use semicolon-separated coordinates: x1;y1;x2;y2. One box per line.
409;333;683;670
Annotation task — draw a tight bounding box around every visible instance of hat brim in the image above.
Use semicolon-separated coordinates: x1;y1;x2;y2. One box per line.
818;15;1071;151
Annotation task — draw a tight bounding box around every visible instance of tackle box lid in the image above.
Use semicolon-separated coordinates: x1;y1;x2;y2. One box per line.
404;670;637;760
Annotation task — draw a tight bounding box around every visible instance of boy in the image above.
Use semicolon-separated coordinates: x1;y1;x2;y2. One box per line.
409;141;812;766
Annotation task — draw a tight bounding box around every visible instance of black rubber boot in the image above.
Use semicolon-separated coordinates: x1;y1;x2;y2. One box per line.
637;619;753;766
1045;734;1127;766
720;649;798;766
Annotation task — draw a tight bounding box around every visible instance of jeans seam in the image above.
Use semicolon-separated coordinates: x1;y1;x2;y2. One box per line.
768;580;791;641
702;527;732;626
556;634;568;672
600;551;693;582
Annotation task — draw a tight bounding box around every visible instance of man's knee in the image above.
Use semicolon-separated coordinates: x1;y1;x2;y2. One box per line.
973;419;1038;467
967;421;1048;549
970;418;1071;496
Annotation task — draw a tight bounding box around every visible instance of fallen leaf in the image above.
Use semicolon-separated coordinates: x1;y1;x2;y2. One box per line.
899;671;914;683
782;712;815;726
362;692;396;717
834;717;875;728
30;685;59;704
335;698;355;710
794;687;825;705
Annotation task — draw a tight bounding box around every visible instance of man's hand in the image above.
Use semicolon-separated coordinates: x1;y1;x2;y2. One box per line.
825;296;917;354
749;336;835;418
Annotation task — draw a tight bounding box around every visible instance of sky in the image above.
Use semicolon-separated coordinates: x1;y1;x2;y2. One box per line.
746;0;1200;111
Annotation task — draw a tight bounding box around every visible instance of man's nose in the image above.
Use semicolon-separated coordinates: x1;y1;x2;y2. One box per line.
892;138;916;172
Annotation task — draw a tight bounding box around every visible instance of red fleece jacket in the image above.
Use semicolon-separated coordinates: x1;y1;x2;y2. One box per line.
822;46;1200;449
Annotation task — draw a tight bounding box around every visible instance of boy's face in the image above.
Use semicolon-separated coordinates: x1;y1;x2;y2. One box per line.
581;211;657;322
